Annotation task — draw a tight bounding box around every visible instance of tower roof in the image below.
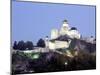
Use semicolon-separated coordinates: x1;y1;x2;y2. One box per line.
63;19;68;22
62;19;69;27
71;27;77;30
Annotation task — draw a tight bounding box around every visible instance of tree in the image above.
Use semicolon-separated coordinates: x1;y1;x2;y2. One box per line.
17;40;26;50
26;41;34;50
37;38;45;48
13;41;18;50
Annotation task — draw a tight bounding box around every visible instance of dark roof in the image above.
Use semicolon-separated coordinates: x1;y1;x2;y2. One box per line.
50;35;71;42
63;19;68;22
70;27;77;30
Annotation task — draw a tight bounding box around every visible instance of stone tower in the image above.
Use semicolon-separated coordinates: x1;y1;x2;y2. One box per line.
51;29;58;39
59;20;70;35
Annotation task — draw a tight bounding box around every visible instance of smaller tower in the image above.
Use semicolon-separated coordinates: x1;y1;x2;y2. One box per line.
68;27;80;39
45;36;49;49
51;29;58;39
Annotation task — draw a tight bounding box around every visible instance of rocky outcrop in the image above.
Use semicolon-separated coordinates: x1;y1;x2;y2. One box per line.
68;39;96;53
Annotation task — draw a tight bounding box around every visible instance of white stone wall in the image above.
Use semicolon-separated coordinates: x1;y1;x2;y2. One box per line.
48;40;70;50
49;41;55;50
55;41;70;49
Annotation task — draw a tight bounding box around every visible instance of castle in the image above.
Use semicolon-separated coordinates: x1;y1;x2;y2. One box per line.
45;20;81;50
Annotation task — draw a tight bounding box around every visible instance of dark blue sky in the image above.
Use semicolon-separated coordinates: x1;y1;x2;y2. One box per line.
12;1;96;43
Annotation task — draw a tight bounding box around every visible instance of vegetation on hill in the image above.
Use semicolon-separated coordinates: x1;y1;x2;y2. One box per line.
12;49;96;74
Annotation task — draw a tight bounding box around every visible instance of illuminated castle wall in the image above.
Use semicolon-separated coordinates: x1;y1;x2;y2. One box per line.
45;20;81;50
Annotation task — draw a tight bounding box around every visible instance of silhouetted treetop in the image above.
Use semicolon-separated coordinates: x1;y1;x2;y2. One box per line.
37;38;45;48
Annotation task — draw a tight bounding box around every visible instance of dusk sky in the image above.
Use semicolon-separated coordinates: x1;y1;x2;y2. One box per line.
12;1;96;44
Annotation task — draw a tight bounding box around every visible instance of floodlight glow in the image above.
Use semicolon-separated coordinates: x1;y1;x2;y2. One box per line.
32;54;39;59
64;62;68;65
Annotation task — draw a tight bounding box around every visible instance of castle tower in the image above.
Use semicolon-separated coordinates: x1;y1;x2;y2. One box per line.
51;29;58;39
67;27;80;39
62;20;69;28
45;36;49;48
59;20;70;35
